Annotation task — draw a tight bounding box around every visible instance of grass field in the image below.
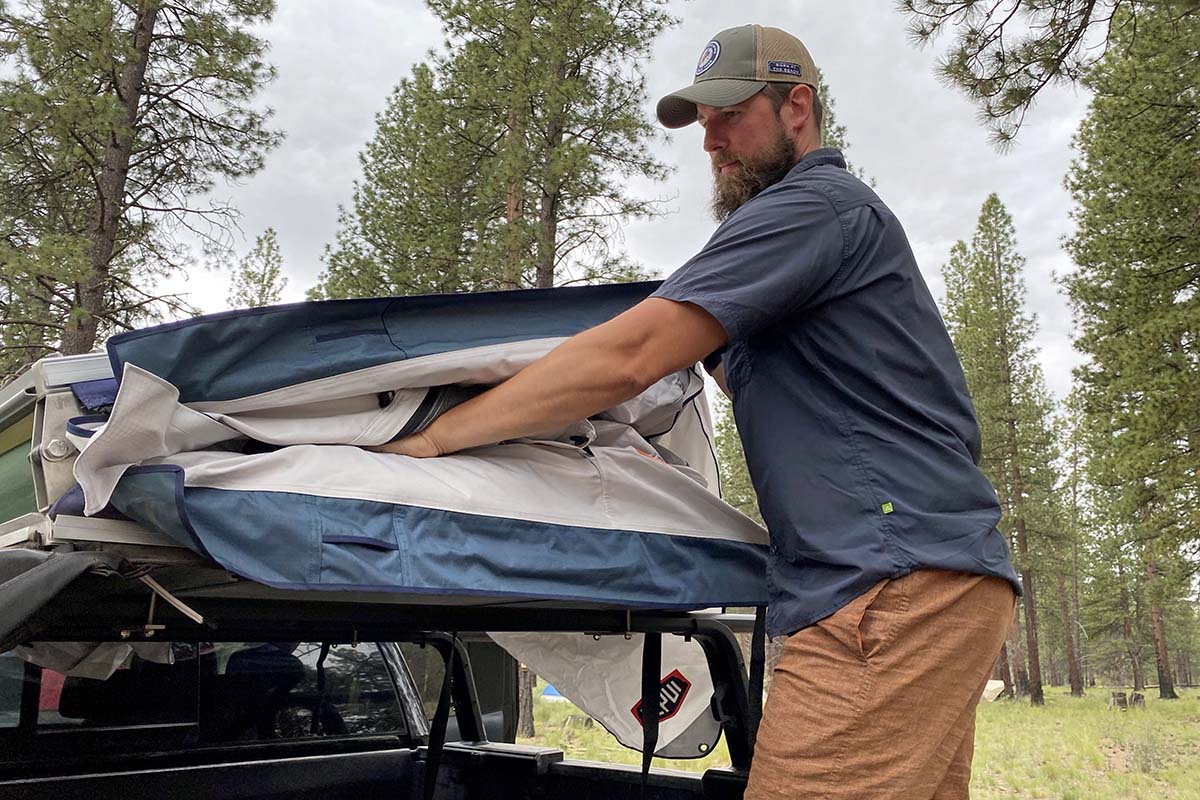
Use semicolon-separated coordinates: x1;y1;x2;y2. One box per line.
518;682;1200;798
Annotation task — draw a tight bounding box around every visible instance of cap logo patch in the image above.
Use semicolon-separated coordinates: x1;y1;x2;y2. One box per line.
768;60;803;77
696;41;720;76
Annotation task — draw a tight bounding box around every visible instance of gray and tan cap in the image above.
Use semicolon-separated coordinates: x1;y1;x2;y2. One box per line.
656;25;820;129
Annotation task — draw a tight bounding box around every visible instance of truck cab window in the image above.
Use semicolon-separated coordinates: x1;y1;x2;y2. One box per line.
0;642;407;745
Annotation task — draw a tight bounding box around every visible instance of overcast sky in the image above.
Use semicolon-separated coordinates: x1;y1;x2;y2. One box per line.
165;0;1093;399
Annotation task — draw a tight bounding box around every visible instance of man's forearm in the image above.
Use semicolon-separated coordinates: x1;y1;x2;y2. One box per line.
373;298;728;457
417;324;653;455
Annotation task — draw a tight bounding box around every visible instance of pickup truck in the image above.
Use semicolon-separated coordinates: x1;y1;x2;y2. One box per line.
0;344;763;800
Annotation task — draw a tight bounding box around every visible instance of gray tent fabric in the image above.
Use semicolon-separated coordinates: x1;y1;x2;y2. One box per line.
491;632;722;758
0;548;144;652
11;640;173;680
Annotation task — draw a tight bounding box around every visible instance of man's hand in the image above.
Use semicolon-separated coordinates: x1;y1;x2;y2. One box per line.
366;430;443;458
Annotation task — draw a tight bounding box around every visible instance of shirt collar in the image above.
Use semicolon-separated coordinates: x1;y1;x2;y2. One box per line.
790;147;847;175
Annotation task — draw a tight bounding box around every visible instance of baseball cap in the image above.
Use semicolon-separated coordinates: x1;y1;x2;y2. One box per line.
656;25;820;129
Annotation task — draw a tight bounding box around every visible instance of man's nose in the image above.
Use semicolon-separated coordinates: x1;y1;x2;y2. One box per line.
703;123;725;154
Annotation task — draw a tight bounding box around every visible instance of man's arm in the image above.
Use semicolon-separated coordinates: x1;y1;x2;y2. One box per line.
373;298;727;457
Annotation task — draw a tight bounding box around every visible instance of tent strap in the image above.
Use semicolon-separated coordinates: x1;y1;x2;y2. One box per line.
748;605;767;761
424;634;457;800
640;631;662;795
311;642;331;736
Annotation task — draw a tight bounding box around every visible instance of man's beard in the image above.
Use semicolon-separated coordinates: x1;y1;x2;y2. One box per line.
710;126;797;222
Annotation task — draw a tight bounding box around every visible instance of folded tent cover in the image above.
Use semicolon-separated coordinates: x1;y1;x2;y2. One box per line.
53;282;770;757
72;282;770;608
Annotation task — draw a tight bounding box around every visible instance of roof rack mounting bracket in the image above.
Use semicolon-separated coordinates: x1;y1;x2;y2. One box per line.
119;574;205;638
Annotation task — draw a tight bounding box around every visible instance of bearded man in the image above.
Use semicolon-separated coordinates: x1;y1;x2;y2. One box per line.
375;24;1020;800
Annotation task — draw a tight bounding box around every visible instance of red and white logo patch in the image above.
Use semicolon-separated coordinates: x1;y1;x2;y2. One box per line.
631;669;693;726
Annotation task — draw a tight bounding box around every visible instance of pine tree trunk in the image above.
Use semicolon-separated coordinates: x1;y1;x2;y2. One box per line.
1131;651;1146;691
1014;662;1030;697
535;63;568;289
986;231;1043;706
517;664;536;738
61;1;159;355
1146;561;1178;699
1149;603;1177;698
537;187;560;288
1122;615;1146;693
1070;540;1085;696
1057;570;1084;696
994;642;1015;699
1008;446;1044;705
1008;603;1029;696
1117;561;1145;691
501;108;526;290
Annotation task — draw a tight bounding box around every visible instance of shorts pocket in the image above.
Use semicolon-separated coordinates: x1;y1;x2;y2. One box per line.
854;576;910;661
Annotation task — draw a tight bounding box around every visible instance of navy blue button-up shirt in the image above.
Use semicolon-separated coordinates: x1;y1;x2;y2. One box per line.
654;148;1021;636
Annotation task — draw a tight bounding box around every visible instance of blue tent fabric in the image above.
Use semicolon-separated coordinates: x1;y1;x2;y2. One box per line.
107;282;659;403
71;378;119;412
87;285;770;610
107;467;769;608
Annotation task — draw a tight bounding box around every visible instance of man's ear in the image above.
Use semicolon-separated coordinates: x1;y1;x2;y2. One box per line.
785;84;814;134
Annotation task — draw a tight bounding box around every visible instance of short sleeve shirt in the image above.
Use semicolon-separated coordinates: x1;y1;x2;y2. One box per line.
653;148;1021;636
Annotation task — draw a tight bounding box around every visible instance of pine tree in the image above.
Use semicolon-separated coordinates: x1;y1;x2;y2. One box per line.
227;229;286;309
313;0;673;300
310;64;495;299
897;0;1191;144
1063;5;1198;699
941;194;1061;705
1056;394;1089;696
0;0;281;372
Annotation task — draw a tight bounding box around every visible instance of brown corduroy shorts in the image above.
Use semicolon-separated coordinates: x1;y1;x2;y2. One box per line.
745;569;1016;800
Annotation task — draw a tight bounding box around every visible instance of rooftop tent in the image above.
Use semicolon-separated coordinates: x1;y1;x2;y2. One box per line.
70;283;770;610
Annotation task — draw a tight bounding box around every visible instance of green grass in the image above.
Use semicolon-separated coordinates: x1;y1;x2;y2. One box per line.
518;682;1200;797
971;687;1200;799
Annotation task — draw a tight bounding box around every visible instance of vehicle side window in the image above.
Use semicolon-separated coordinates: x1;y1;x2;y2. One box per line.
0;412;37;522
397;642;449;719
273;643;406;737
397;639;518;743
0;642;406;743
0;653;24;729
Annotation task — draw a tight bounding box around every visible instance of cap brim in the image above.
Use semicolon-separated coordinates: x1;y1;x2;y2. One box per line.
655;79;767;129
